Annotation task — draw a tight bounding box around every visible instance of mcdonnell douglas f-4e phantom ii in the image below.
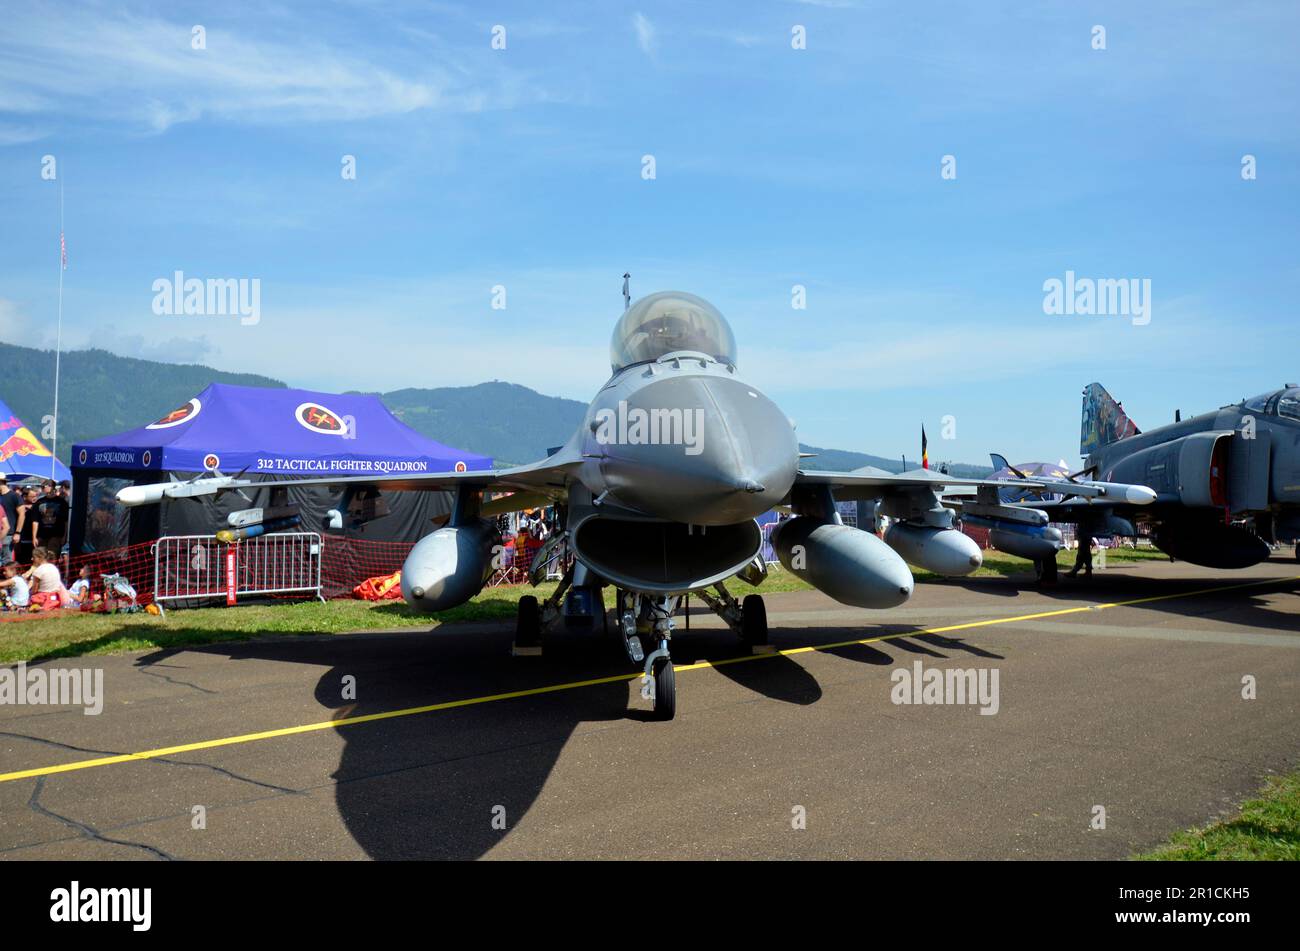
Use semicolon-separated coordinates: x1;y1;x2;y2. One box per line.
987;382;1300;575
118;291;1153;719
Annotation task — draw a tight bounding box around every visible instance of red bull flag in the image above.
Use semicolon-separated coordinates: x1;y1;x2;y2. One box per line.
0;398;71;481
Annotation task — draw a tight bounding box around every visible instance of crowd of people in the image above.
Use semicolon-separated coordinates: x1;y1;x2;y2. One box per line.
0;476;75;612
495;508;556;578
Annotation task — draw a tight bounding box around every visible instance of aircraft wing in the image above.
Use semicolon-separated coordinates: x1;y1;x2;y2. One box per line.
791;466;1050;502
998;497;1150;520
116;452;581;508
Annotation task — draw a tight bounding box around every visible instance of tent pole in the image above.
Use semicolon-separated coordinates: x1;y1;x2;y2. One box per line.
52;178;65;480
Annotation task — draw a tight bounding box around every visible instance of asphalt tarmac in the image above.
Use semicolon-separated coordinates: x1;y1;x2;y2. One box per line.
2;556;1297;860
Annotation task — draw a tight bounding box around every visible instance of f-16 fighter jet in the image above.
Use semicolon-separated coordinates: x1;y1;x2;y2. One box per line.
118;291;1147;718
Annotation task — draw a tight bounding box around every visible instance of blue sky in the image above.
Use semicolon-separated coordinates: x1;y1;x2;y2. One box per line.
1;0;1297;464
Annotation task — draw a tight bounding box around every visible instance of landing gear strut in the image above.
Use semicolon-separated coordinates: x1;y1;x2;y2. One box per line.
633;596;679;720
642;638;676;720
613;591;680;720
1034;557;1058;586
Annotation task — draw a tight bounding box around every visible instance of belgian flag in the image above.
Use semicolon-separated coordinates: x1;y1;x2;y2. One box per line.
921;425;929;469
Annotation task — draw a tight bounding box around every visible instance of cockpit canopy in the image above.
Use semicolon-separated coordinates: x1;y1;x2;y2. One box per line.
1243;387;1300;421
610;291;737;373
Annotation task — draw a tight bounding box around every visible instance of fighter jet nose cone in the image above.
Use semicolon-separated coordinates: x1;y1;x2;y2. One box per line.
592;372;798;524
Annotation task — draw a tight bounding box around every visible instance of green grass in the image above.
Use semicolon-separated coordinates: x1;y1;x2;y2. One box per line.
1135;771;1300;860
0;545;1170;665
0;585;560;664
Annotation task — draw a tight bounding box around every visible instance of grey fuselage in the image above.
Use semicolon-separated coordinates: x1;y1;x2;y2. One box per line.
1090;396;1300;540
565;349;799;526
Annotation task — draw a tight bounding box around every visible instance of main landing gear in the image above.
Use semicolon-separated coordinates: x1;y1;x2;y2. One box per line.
511;563;575;656
1034;556;1058;586
696;582;771;652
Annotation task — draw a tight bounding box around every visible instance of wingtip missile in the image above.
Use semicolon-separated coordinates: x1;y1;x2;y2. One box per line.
116;483;169;507
1120;484;1157;505
117;475;252;507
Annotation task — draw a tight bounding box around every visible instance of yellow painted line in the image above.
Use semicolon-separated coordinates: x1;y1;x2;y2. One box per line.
1;572;1296;784
674;573;1300;671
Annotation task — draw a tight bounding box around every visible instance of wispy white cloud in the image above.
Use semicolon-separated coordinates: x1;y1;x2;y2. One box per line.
632;12;657;56
0;3;547;134
0;123;47;146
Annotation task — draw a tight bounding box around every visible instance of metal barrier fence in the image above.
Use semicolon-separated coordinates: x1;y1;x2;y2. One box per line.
152;532;326;614
760;521;778;564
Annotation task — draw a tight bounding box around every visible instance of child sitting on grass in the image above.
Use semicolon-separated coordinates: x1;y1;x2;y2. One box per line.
68;564;94;605
0;562;30;611
25;547;69;611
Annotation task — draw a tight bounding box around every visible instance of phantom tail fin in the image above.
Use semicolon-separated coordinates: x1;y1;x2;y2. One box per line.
1080;382;1140;455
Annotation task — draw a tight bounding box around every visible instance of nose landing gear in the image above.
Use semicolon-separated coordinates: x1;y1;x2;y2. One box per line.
527;579;773;721
641;641;676;720
616;591;680;720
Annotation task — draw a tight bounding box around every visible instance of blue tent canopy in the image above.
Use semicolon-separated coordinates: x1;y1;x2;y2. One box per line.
70;383;491;476
0;397;72;482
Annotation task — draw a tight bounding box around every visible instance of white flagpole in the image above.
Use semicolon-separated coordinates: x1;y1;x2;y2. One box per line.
52;179;64;480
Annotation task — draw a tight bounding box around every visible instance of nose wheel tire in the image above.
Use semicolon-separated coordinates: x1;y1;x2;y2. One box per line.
741;594;768;646
651;655;676;720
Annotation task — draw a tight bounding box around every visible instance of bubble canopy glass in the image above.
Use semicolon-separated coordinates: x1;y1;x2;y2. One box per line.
610;291;738;372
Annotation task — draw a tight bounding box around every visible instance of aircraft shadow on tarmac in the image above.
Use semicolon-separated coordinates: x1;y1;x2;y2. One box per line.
93;561;1295;860
964;559;1300;634
130;610;998;860
885;556;1294;637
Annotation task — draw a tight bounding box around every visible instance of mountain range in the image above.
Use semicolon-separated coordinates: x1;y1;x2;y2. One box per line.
0;341;991;477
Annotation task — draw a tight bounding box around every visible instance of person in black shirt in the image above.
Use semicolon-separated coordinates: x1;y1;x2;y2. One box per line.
32;480;69;562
